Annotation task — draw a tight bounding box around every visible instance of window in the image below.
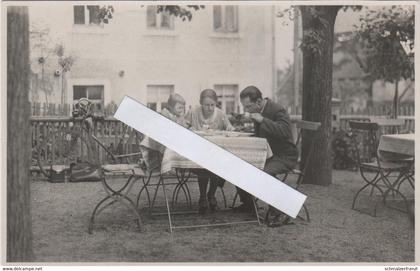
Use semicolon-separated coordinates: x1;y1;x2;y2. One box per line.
146;6;174;30
214;85;239;114
74;5;101;25
147;85;174;112
213;6;238;33
73;85;104;111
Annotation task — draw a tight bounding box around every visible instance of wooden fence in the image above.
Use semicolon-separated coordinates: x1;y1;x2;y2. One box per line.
286;103;414;117
31;117;143;170
31;102;118;117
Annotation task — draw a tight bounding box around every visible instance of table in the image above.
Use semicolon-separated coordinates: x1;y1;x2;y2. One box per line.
378;133;415;157
161;135;273;173
378;133;414;214
155;135;273;232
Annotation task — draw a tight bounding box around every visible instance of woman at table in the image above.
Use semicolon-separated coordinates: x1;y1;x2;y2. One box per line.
186;88;234;214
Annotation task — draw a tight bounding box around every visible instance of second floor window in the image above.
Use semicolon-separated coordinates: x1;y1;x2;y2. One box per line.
213;6;238;33
146;6;174;30
74;5;101;25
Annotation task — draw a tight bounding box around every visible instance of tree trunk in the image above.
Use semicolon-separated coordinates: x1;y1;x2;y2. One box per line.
300;6;341;186
7;6;34;261
365;79;373;108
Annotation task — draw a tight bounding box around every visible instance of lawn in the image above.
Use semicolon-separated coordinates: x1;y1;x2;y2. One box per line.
30;170;414;262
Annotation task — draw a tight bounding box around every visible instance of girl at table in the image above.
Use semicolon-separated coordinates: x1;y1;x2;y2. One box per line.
141;93;190;170
161;93;190;128
186;89;234;214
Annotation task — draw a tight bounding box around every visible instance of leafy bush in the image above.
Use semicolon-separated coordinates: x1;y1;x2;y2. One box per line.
331;130;358;170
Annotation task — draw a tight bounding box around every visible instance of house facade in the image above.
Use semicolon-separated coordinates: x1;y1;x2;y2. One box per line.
28;4;277;115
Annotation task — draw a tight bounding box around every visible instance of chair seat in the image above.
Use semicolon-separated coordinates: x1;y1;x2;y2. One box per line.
361;161;408;171
102;164;146;176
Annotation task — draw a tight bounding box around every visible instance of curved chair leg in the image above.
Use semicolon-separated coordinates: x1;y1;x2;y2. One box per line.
172;180;189;208
172;169;192;208
231;191;239;208
219;186;227;208
302;204;310;222
352;169;385;215
89;195;112;234
149;177;163;212
381;172;410;213
90;175;144;234
137;176;151;208
114;194;144;232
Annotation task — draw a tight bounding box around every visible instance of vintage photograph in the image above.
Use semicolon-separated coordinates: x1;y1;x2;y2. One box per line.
5;1;415;263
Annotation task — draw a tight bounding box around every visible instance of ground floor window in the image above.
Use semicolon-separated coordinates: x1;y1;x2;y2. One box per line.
73;85;104;112
146;84;174;112
214;84;239;115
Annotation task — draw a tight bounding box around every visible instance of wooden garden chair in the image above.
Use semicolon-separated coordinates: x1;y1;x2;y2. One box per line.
265;120;321;227
72;98;147;233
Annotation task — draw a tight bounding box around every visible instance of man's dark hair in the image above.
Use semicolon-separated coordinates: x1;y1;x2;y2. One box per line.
240;85;262;102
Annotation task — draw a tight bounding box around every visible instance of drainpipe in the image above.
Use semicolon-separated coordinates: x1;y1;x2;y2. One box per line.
271;5;277;102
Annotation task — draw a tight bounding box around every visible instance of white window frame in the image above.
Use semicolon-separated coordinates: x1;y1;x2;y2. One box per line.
146;84;175;112
146;6;175;30
72;85;105;112
73;5;102;26
67;78;111;109
214;84;239;114
213;5;239;33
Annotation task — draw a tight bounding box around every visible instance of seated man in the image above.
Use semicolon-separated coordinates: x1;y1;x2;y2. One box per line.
234;85;298;212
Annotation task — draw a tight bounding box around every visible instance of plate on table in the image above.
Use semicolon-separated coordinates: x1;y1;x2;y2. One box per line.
193;130;215;137
214;131;254;137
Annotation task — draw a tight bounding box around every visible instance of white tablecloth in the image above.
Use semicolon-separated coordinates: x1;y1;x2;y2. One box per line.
160;136;272;173
378;134;415;156
378;133;415;162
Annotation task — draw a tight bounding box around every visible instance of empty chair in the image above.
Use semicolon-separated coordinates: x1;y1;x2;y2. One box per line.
349;121;412;216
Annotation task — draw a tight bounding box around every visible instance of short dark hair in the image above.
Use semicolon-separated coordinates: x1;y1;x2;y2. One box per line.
240;85;262;102
200;89;218;104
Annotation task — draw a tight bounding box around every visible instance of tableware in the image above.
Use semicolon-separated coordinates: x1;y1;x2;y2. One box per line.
213;131;254;137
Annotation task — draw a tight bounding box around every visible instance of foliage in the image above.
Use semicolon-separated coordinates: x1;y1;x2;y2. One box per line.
97;5;205;23
277;6;361;56
356;6;414;83
157;5;205;21
331;130;357;170
98;6;114;24
54;44;75;73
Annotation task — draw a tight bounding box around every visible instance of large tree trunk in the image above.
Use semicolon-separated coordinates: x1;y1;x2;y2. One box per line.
7;6;33;261
300;6;341;186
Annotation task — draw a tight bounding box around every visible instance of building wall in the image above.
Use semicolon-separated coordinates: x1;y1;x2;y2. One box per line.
28;4;275;112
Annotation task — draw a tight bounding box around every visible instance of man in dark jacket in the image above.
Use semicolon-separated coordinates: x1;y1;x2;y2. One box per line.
234;85;298;212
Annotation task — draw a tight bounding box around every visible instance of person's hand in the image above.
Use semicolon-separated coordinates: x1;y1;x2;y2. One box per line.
250;113;264;123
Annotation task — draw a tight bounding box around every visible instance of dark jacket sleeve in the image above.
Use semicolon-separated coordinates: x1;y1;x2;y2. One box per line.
259;109;293;140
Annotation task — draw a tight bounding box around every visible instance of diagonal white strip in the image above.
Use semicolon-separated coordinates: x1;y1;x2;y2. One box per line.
114;96;307;218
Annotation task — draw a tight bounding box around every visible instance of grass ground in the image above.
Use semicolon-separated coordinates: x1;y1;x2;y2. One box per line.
31;170;414;262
